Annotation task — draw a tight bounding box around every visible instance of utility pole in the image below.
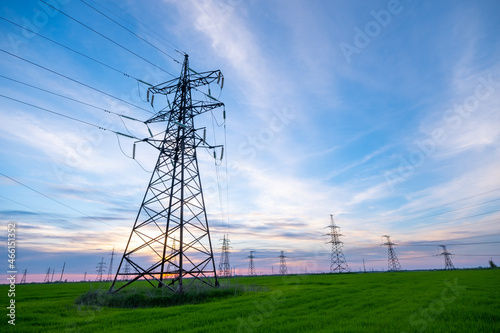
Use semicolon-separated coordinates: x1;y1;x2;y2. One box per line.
218;234;231;277
382;235;402;271
20;269;27;284
362;258;366;273
96;257;107;282
325;215;349;273
439;245;455;270
107;247;116;281
248;251;256;276
59;262;66;282
110;55;225;294
279;251;288;275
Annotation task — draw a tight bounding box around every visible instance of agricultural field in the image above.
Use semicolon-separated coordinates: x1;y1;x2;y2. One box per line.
2;269;499;332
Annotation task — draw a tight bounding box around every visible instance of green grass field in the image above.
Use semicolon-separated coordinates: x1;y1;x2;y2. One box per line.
2;269;499;332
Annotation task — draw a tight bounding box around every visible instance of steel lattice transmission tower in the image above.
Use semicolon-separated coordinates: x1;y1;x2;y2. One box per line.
106;247;116;281
325;215;349;273
20;269;27;284
248;251;256;276
382;235;402;271
96;257;107;282
44;267;51;283
279;251;288;275
439;245;455;270
218;234;231;277
110;55;224;294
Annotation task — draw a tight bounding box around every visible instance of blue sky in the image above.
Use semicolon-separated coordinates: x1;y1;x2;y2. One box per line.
1;0;500;282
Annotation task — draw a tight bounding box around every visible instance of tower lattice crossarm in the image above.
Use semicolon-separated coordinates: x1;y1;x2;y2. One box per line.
109;54;225;294
382;235;402;271
325;215;349;273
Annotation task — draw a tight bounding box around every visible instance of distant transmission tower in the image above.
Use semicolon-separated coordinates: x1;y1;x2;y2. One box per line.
20;269;27;284
279;251;288;275
122;262;131;281
248;251;256;276
165;237;178;279
382;235;402;271
83;271;87;282
218;234;231;277
51;268;55;282
96;257;107;282
44;268;51;283
325;215;349;273
110;55;225;294
439;245;455;270
59;262;66;282
44;267;51;283
106;247;116;281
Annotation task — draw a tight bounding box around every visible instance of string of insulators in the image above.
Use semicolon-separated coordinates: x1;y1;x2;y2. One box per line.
146;89;149;102
213;147;224;161
132;143;136;159
217;71;224;88
150;94;154;108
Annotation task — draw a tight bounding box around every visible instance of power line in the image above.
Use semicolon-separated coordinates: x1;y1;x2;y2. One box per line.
0;173;114;227
395;188;500;218
0;48;151;113
94;0;185;55
0;16;147;84
454;254;500;257
411;208;500;229
79;0;181;64
0;194;66;222
0;74;150;120
424;218;498;232
355;188;500;227
39;0;175;77
399;241;500;247
0;93;140;140
390;197;500;224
